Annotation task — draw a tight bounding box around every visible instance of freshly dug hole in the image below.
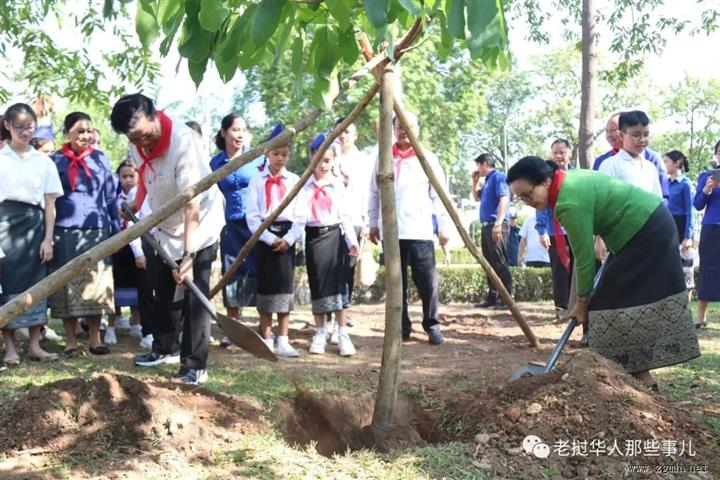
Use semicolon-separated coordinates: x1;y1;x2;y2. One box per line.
275;391;444;456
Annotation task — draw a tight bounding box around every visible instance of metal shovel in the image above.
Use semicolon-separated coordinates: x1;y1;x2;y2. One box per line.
509;317;577;381
121;203;277;362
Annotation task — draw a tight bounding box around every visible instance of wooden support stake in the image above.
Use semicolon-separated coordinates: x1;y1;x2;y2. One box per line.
370;66;404;445
393;104;539;348
209;82;380;298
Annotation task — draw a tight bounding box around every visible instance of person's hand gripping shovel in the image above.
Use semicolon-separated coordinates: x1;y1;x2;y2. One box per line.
120;203;277;362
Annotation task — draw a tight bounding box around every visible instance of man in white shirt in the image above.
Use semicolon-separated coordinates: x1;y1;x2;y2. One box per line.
111;93;224;385
518;215;550;268
368;112;450;345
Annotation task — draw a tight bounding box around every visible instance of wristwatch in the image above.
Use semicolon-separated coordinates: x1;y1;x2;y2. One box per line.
182;251;196;259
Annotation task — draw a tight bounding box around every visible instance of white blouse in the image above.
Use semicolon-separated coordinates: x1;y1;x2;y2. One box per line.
0;144;62;207
302;175;359;249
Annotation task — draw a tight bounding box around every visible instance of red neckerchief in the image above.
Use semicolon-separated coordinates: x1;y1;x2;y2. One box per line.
133;111;172;210
392;143;415;179
311;181;332;221
61;143;93;191
264;173;286;210
547;169;570;271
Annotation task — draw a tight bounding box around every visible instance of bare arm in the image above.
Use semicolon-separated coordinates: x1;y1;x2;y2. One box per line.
40;194;56;264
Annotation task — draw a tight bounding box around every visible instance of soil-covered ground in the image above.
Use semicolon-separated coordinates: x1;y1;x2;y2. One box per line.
0;302;718;479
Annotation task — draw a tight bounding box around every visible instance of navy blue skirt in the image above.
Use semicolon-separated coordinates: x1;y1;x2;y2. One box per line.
698;224;720;301
220;219;258;308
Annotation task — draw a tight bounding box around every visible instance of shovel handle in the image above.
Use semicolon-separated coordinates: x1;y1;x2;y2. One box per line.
120;202;218;320
543;317;577;373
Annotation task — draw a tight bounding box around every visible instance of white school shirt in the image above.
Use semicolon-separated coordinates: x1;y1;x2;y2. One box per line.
302;175;359;250
598;149;662;197
368;147;450;241
245;167;305;247
128;120;224;260
336;146;373;227
0;144;63;208
519;215;550;264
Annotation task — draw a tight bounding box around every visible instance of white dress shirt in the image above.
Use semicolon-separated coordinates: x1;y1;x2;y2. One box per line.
303;175;359;249
598;149;662;197
0;144;62;207
128;120;224;260
246;167;306;246
336;146;373;227
519;215;550;264
368;146;450;241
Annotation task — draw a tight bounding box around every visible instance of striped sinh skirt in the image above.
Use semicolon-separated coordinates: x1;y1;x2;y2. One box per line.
256;222;295;314
698;223;720;301
112;244;139;308
220;218;258;309
0;200;49;329
49;227;114;319
305;225;347;314
588;205;700;373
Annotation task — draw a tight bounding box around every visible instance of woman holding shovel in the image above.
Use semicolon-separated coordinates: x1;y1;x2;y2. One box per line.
507;156;700;390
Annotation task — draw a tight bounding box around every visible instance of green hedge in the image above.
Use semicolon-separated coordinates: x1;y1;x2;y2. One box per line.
293;265;553;305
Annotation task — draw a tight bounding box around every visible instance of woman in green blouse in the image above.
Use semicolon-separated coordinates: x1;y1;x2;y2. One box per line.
507;156;700;389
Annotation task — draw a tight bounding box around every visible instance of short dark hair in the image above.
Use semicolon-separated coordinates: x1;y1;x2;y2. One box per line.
110;93;156;134
507;156;558;185
63;112;92;134
474;153;494;166
185;120;202;136
714;139;720;155
619;110;650;131
0;103;37;141
551;138;572;149
214;113;245;151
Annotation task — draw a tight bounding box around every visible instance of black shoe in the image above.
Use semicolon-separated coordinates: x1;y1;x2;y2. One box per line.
173;366;190;379
402;330;411;341
494;302;508;310
173;368;208;385
428;328;444;345
474;299;496;308
134;351;180;367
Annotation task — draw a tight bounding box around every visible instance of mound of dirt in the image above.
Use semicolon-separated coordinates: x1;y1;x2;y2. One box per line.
444;350;718;479
276;391;443;456
0;374;262;457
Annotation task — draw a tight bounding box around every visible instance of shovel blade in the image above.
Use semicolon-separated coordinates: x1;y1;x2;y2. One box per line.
215;313;278;363
509;362;547;381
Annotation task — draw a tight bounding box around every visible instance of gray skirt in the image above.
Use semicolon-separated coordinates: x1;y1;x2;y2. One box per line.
0;201;49;329
48;227;114;319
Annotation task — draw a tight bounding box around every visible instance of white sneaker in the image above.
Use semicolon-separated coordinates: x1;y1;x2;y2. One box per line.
277;342;299;358
129;324;143;339
263;338;275;352
338;333;356;357
139;334;154;350
329;329;339;345
104;327;118;345
309;333;326;354
115;316;131;330
43;327;62;342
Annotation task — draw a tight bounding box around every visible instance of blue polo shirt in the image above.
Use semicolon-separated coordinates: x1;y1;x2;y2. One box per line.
209;150;267;221
479;169;509;223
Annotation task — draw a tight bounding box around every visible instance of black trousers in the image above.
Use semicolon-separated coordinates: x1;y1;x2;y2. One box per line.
526;260;550;268
138;237;158;336
548;234;573;309
480;223;513;301
153;242;217;370
344;226;363;307
398;239;439;335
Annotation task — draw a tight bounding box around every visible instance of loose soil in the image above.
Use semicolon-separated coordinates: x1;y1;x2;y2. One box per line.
1;302;718;479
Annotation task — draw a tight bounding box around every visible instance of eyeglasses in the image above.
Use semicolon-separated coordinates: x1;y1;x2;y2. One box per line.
11;124;37;133
517;186;536;203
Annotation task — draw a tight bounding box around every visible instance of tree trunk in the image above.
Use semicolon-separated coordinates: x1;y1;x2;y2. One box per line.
393;104;538;348
370;66;404;446
577;0;598;170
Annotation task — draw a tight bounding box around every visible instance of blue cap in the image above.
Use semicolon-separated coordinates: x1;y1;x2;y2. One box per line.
33;124;55;140
264;122;285;142
310;133;325;153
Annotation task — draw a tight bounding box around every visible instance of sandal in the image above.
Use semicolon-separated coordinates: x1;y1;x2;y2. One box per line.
695;322;707;329
89;345;110;356
63;348;80;358
3;356;21;366
29;352;59;362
